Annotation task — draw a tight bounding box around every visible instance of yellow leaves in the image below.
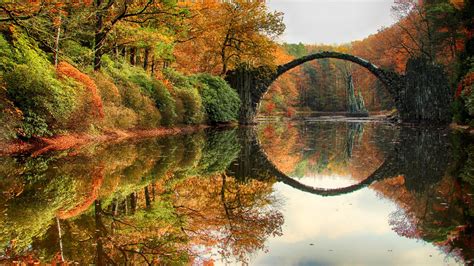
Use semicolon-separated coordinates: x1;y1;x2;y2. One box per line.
173;0;284;74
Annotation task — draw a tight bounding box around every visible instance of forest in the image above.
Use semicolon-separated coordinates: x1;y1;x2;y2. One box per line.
0;0;472;147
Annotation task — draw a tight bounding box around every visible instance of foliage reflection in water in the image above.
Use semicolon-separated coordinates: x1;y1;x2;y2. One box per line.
0;121;473;265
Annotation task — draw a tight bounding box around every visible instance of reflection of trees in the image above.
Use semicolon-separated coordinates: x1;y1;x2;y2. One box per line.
0;128;283;264
258;121;395;181
175;174;283;264
371;128;474;265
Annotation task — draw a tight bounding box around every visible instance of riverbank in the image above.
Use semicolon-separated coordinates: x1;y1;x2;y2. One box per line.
0;124;220;156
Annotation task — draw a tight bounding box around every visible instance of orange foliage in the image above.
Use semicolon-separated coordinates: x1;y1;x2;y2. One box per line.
56;62;104;118
456;71;474;97
57;166;104;219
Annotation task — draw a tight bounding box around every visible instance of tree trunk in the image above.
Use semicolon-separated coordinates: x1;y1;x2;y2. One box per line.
151;55;156;75
130;47;137;66
120;45;126;58
54;18;61;66
94;0;104;71
144;186;151;208
130;192;137;213
143;47;150;71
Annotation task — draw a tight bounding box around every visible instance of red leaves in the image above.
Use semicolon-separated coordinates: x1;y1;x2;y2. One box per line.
456;71;474;98
56;61;104;118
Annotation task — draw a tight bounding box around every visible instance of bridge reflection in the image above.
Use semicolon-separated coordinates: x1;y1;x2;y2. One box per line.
228;123;451;197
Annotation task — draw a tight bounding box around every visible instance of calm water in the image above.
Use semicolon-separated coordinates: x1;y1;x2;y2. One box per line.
0;121;473;265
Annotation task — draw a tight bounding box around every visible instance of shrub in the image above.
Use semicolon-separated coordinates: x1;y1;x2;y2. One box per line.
136;96;162;128
0;34;15;72
102;56;174;127
92;72;122;105
175;88;205;124
1;30;78;137
102;104;138;129
129;71;155;94
163;68;194;90
151;80;177;126
61;40;93;69
118;83;161;128
5;64;76;137
0;84;22;141
195;74;241;123
163;69;205;124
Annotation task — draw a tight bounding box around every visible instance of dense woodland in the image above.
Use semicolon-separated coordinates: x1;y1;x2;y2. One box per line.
0;0;473;141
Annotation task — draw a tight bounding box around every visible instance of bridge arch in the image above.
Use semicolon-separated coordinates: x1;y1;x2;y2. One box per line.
254;138;394;197
229;128;397;197
226;51;402;124
276;51;399;89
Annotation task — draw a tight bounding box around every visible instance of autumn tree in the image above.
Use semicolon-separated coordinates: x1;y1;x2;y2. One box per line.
91;0;186;70
390;0;464;63
174;0;285;75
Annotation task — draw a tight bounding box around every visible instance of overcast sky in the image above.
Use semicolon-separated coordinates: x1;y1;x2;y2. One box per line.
266;0;397;45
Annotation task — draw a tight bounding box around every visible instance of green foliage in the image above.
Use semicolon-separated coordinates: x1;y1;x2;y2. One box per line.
163;68;193;89
93;72;122;105
5;64;77;137
0;34;15;72
283;42;307;58
0;30;81;137
175;88;205;124
197;129;241;175
151;80;178;126
195;74;241;123
163;69;205;124
102;56;163;128
62;40;93;69
0;85;22;141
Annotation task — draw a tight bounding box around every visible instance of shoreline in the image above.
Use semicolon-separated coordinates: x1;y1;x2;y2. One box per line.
1;118;471;157
0;125;216;157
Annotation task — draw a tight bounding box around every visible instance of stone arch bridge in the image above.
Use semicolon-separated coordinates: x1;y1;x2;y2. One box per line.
226;51;452;124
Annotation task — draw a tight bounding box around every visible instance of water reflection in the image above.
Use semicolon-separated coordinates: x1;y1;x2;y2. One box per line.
0;122;473;265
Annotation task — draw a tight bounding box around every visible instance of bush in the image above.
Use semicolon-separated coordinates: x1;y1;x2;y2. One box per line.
163;68;194;90
0;85;22;141
93;72;122;105
102;56;174;127
5;64;77;137
136;96;162;128
57;62;104;119
118;83;161;128
1;30;78;137
164;69;205;124
102;104;138;129
150;80;177;126
195;74;241;123
175;88;205;124
0;34;15;72
61;40;93;69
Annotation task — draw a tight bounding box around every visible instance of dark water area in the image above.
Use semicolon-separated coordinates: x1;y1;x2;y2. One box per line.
0;121;473;265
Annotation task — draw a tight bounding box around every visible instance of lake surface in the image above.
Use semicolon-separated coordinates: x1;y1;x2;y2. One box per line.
0;120;473;265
